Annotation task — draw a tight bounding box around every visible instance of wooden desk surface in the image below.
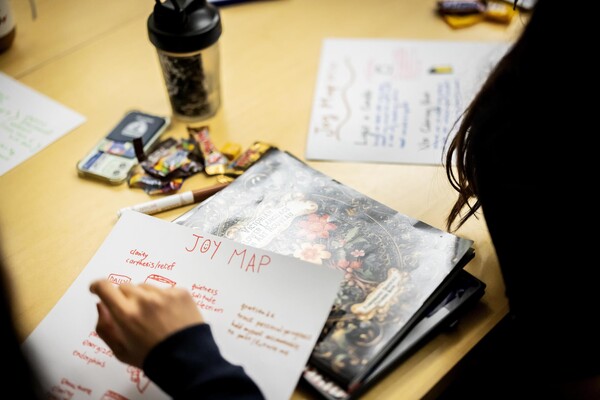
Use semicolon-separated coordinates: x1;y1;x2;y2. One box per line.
0;0;526;398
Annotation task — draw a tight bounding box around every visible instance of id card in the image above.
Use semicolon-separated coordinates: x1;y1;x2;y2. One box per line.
76;110;170;185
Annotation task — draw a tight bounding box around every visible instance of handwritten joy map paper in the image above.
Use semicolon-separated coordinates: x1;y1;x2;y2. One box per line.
0;72;86;175
305;38;511;165
22;211;343;400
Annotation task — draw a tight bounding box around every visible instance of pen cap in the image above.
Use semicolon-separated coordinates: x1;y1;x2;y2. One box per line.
147;0;223;122
147;0;222;53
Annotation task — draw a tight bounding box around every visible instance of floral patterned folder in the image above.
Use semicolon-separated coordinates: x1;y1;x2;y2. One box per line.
174;148;475;392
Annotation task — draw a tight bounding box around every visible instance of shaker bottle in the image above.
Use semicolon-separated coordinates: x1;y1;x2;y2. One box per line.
147;0;223;122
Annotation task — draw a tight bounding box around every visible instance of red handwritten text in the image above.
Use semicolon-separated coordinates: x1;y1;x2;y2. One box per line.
126;249;176;270
82;339;114;357
59;378;92;396
127;366;151;394
185;234;222;259
48;384;74;399
191;283;218;295
228;249;271;273
241;303;275;318
108;274;131;285
145;274;176;288
191;283;224;313
100;390;129;400
72;350;105;367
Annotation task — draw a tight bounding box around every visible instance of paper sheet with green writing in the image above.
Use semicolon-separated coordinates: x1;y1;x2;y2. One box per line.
0;72;85;176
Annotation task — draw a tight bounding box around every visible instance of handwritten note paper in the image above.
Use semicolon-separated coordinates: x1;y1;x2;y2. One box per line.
0;72;86;175
22;212;343;400
305;39;510;165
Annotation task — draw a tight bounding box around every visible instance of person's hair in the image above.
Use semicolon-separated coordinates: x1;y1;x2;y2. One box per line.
1;241;44;398
444;0;545;231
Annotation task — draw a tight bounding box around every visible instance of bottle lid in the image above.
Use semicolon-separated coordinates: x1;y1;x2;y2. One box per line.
147;0;222;53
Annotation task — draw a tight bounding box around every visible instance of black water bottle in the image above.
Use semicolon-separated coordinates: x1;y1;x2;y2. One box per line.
148;0;223;122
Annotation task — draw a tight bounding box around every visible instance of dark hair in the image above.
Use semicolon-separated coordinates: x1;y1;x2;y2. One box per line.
444;0;546;231
1;243;44;398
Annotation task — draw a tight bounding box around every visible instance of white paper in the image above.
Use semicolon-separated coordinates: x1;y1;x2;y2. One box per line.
305;38;510;165
0;72;86;175
22;211;343;400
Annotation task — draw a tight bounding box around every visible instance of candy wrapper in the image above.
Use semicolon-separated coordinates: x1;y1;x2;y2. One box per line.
128;137;203;195
129;125;275;194
220;142;242;161
437;0;517;28
222;141;275;178
187;125;229;175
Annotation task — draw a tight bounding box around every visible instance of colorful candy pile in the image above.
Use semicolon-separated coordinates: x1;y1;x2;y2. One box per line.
437;0;517;28
128;125;274;195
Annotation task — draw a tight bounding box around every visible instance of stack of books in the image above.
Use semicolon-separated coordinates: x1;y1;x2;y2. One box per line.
174;147;484;399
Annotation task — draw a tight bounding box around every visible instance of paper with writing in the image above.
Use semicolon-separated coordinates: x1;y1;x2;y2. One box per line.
305;38;510;165
21;211;343;400
0;72;86;176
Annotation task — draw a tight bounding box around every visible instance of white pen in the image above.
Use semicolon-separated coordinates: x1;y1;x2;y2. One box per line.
117;182;229;217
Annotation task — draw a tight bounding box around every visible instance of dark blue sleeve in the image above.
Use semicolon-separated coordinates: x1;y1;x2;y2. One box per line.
143;324;266;400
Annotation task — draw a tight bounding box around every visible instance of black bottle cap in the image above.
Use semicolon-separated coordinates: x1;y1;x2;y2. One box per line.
147;0;222;53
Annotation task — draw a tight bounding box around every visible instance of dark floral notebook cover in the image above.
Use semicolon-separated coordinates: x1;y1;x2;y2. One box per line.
173;148;475;390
